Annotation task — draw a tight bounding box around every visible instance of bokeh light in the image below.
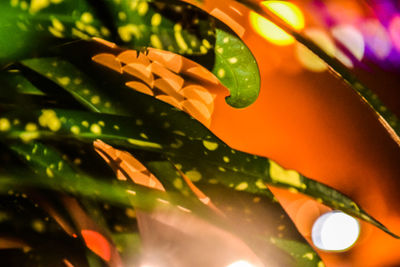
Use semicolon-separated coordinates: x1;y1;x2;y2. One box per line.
295;28;335;72
311;211;360;251
249;1;305;46
360;19;392;60
332;24;365;61
226;260;256;267
389;15;400;52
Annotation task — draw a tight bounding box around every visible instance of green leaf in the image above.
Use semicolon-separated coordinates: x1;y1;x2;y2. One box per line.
20;55;216;141
21;57;127;115
0;108;396;238
3;141;207;216
0;69;44;96
197;183;322;266
212;28;260;108
0;0;109;66
102;0;215;54
270;237;322;267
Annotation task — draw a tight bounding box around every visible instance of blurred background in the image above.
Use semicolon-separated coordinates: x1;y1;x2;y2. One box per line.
209;0;400;266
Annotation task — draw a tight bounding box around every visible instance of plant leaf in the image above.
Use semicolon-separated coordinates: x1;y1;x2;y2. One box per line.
212;28;260;108
0;108;397;238
102;0;215;54
196;183;322;266
270;237;322;267
0;0;109;66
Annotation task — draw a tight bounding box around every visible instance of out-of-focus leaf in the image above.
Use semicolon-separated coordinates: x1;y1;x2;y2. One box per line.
102;0;215;54
0;70;44;96
270;237;322;267
0;0;109;66
195;183;322;266
111;232;141;263
212;28;260;108
0;108;397;238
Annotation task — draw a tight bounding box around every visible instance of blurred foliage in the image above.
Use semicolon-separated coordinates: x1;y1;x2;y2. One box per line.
0;0;398;266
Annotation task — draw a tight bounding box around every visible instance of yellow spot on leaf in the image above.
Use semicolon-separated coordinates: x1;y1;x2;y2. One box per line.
29;0;50;13
57;76;70;86
303;253;314;260
173;178;183;189
11;0;19;7
72;28;90;40
218;166;226;172
255;179;267;189
100;27;110;37
20;1;28;10
81;12;93;24
90;95;100;104
137;1;148;16
151;13;162;27
51;17;64;31
73;78;82;85
127;138;162;149
209;179;218;184
223;156;230;163
48;26;63;38
85;25;99;36
32;220;45;232
228;57;238;64
150;34;163;49
269;160;304;188
288;188;299;193
185;170;202;182
46;167;54;178
174;24;188;51
217;68;225;78
202;140;218;151
118;11;127;20
118;24;141;42
25;123;37;132
200;46;207;54
140;133;148;139
202;39;211;49
235;182;248;191
38;109;61;131
70;126;80;134
75;21;85;31
125;208;136;218
90;123;102;135
0;118;11;131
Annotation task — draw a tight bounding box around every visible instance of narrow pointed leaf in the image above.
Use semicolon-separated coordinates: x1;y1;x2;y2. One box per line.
0;108;396;237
